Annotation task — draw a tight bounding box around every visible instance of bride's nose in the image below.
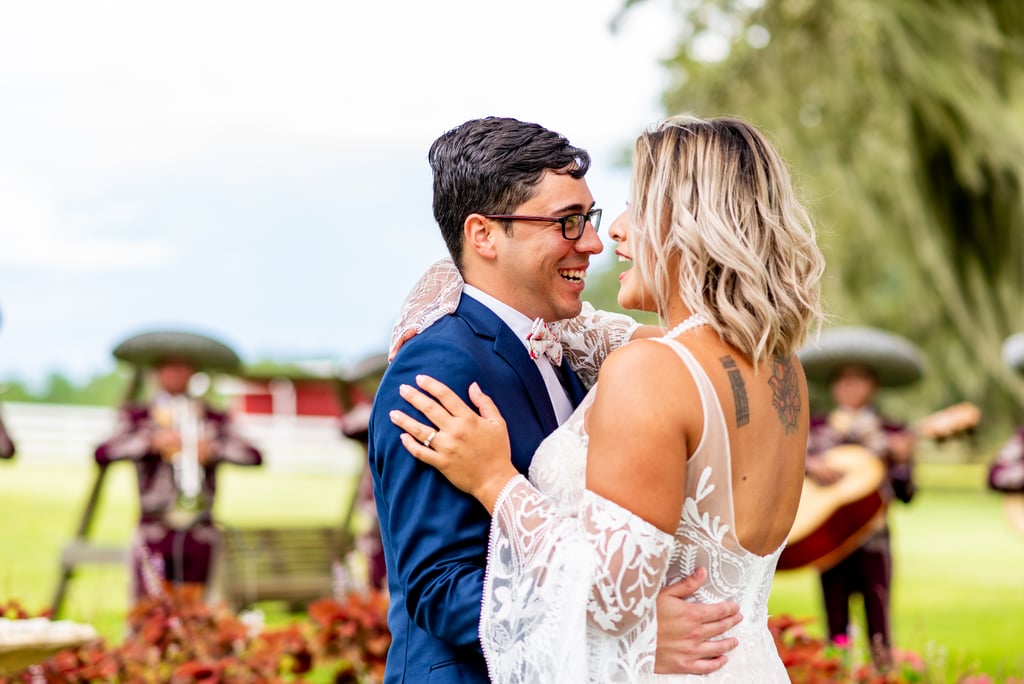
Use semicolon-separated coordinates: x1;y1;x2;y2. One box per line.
608;210;630;242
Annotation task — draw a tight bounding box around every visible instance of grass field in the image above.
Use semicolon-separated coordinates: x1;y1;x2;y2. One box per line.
0;461;360;641
2;458;1023;679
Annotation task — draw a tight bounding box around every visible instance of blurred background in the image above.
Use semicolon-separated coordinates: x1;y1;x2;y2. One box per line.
1;0;1023;679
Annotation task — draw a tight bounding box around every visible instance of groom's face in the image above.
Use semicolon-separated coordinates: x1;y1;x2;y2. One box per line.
488;170;603;322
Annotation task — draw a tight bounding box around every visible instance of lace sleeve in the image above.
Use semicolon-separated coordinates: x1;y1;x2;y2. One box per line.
480;476;673;683
389;258;464;360
551;303;640;389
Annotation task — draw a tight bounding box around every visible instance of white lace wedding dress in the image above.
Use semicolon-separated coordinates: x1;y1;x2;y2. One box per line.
481;336;790;683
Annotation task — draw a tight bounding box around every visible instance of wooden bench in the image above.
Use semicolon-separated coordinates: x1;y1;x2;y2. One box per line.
214;525;349;611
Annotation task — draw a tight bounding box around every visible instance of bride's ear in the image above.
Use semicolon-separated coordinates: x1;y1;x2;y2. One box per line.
465;214;498;261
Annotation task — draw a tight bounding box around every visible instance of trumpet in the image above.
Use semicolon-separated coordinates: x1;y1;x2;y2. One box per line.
169;394;204;511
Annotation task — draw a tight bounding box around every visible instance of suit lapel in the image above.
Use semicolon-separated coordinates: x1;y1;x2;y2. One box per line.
558;358;589;407
458;296;561;434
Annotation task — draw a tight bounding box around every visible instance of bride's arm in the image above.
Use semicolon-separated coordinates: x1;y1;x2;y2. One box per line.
550;302;642;388
585;340;693;534
391;374;678;636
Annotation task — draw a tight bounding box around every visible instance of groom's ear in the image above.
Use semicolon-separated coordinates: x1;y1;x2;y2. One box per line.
464;214;498;261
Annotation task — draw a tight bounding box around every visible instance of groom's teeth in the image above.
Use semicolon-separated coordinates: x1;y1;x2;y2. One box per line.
559;269;586;282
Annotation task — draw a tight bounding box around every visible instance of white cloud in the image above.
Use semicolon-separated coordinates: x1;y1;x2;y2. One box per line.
0;173;175;271
0;0;674;166
0;0;680;381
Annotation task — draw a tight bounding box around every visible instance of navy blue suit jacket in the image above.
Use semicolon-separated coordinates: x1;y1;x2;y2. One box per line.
368;294;587;683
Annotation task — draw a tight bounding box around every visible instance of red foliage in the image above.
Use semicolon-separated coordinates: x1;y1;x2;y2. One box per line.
306;593;391;682
3;598;1010;683
0;589;391;683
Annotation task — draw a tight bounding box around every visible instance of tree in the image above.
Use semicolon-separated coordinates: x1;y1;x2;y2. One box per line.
609;0;1024;441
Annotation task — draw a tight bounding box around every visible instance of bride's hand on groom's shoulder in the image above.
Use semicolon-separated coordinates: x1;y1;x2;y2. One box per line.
390;375;517;513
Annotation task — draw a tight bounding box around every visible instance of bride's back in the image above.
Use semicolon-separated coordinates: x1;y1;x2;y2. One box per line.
676;335;808;558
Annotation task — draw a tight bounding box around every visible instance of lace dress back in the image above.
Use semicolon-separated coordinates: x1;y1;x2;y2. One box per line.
481;337;789;682
652;337;789;682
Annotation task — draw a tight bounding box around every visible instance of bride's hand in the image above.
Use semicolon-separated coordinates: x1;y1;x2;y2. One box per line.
389;375;518;514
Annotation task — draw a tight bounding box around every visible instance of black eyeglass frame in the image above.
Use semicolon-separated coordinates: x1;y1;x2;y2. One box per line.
482;208;602;240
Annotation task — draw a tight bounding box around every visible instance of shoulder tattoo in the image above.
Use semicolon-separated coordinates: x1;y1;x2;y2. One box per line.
720;355;750;428
769;355;801;434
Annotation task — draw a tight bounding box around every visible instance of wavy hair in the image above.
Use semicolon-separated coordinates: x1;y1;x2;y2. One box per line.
630;115;825;365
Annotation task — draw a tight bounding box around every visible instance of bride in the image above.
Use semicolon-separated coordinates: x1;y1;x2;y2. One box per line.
389;115;825;682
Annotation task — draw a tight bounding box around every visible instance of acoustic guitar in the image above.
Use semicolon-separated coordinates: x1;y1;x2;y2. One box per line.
777;402;980;572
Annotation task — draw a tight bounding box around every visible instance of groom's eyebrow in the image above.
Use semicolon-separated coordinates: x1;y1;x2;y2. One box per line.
549;200;596;214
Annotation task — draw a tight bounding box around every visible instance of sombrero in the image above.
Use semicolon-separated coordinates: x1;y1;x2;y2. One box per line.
1003;332;1024;374
799;326;925;387
112;330;241;372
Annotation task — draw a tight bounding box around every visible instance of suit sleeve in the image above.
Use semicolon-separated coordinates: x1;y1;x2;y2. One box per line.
95;406;154;464
369;338;495;650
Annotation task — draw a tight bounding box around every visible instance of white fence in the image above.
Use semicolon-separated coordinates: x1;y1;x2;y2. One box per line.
0;402;364;475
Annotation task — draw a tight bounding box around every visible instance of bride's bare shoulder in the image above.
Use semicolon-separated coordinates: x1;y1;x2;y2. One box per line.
595;339;700;408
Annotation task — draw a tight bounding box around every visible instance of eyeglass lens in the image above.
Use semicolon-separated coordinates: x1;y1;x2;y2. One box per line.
564;209;602;238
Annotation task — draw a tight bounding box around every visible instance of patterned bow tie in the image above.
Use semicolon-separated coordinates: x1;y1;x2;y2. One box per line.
526;318;563;365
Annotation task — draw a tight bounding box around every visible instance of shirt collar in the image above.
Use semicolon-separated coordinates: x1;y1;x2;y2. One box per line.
463;285;536;350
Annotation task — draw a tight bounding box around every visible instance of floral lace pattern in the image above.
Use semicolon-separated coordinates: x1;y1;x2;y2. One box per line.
388;258;464;359
480;337;790;683
482;395;673;684
551;302;640;389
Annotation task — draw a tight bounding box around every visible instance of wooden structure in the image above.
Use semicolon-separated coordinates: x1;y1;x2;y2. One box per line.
215;525;347;611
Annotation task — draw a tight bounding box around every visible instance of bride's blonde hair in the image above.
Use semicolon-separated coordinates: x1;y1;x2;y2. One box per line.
630;115;825;365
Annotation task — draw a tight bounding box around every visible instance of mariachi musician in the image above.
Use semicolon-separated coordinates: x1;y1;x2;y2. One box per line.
0;412;13;461
94;330;262;601
988;333;1024;532
798;326;925;670
0;309;15;460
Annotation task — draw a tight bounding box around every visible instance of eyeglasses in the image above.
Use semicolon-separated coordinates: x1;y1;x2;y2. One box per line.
482;208;602;240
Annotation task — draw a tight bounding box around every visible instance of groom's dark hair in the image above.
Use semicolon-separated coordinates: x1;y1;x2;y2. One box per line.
428;116;591;269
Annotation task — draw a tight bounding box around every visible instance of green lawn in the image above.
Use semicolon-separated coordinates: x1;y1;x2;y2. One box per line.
0;460;359;641
2;459;1023;679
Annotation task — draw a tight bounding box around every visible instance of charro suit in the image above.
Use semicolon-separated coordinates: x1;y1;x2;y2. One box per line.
368;294;587;683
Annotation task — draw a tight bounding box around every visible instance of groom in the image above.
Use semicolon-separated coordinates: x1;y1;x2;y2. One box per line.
368;117;741;683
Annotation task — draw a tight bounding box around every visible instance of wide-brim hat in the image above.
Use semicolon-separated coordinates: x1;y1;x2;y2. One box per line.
799;326;925;387
112;330;241;373
1004;332;1024;373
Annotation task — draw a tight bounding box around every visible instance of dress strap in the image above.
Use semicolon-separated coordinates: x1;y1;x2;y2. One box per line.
650;337;738;543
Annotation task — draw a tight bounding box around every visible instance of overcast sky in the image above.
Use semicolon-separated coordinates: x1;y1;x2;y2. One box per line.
0;0;680;387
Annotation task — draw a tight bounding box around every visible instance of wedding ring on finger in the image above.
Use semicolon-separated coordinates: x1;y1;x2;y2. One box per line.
422;430;437;448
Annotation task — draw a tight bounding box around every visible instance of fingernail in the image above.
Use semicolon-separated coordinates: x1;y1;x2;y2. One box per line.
399;384;410;394
389;410;398;421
